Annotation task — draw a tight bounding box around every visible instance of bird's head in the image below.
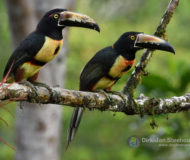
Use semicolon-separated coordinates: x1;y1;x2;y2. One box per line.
113;32;175;59
37;9;100;38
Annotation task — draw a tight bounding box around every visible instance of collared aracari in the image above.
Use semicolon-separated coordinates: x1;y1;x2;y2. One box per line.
66;31;175;148
3;8;100;83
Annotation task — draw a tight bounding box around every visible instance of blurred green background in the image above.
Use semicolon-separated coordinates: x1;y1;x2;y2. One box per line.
0;0;190;159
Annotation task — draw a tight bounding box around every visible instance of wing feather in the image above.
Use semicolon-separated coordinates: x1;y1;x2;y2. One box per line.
3;32;45;77
80;46;118;91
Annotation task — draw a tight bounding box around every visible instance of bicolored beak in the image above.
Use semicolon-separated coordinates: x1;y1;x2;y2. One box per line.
58;11;100;32
134;33;175;54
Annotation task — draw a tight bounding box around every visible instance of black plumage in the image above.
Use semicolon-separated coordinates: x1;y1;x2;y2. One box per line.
3;33;45;79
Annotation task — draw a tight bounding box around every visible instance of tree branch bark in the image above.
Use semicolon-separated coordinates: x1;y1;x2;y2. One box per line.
1;83;189;115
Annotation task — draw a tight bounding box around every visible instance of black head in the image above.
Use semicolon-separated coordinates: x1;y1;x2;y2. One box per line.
37;8;100;39
38;9;66;29
114;32;142;54
113;31;175;60
37;9;66;36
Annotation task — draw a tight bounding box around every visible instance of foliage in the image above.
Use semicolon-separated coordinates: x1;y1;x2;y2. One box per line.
0;0;190;160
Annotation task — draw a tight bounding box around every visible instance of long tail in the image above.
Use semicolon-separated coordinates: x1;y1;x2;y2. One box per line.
66;107;84;150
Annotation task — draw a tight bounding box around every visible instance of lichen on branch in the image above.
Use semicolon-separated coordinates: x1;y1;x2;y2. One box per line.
0;83;189;116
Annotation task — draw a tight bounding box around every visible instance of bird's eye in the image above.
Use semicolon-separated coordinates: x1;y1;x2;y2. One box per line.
54;14;59;19
130;35;135;40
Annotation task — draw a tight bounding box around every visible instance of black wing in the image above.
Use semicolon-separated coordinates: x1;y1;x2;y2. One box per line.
80;46;118;91
3;32;45;77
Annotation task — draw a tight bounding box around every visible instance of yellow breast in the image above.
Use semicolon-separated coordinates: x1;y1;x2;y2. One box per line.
34;36;63;62
92;77;116;91
109;55;135;78
20;36;63;79
21;63;43;79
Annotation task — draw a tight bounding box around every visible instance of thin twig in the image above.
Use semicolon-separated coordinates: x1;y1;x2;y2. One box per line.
122;0;180;98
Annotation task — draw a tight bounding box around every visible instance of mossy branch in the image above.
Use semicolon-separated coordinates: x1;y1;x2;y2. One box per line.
0;83;190;115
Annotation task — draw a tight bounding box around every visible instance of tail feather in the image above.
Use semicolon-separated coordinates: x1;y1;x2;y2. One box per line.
66;107;84;150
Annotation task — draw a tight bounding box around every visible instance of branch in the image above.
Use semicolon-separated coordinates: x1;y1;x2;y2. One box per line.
122;0;180;97
1;83;190;115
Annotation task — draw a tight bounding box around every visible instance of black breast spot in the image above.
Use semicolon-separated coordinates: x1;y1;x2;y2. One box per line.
105;74;120;81
30;58;47;66
122;65;132;72
54;46;60;55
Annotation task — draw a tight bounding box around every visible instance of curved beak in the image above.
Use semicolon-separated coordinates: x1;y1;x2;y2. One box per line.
134;33;175;54
58;11;100;32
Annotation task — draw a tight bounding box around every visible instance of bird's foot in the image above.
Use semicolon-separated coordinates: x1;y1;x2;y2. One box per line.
32;82;52;91
20;81;38;96
95;90;111;103
107;91;127;104
32;81;54;95
32;82;55;101
19;81;40;103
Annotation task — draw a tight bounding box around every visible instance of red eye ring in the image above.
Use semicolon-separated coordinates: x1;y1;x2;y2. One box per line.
49;14;53;17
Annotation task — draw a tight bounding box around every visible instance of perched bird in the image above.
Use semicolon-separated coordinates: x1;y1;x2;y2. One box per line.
66;31;175;148
3;8;100;83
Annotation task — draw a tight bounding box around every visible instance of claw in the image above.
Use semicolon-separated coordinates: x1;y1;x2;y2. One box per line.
32;82;52;92
95;90;112;103
20;81;38;96
31;82;54;101
19;81;39;104
107;91;127;104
